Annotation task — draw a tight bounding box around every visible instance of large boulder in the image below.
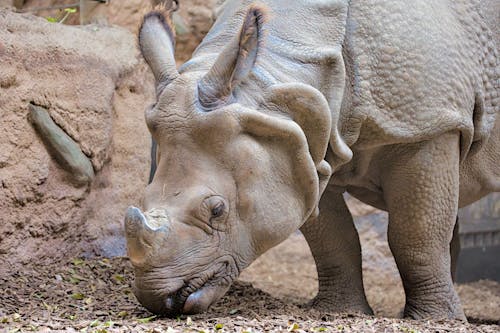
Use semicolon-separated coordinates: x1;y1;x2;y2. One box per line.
0;9;155;270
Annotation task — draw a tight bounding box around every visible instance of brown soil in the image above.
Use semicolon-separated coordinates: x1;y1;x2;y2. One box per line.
1;229;498;332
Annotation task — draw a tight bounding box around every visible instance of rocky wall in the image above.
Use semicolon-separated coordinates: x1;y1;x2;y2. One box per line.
9;0;219;63
0;9;155;270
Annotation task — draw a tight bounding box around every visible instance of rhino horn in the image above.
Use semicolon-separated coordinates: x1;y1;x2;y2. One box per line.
198;6;266;110
124;206;167;265
139;5;179;88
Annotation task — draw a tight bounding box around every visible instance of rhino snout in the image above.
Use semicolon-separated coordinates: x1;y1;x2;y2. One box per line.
133;284;213;316
132;258;238;316
134;279;232;316
133;286;185;316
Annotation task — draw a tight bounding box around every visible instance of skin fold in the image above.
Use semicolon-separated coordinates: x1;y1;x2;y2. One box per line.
125;0;499;320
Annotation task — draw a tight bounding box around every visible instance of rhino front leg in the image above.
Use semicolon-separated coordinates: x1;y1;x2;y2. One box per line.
300;189;373;315
382;132;465;320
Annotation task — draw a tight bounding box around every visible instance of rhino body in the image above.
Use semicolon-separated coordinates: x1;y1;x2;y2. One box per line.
125;0;499;320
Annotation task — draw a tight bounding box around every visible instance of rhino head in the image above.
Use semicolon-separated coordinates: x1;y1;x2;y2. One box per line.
125;3;351;316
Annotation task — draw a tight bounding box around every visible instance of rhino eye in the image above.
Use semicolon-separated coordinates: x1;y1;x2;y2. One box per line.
211;202;225;218
201;196;229;231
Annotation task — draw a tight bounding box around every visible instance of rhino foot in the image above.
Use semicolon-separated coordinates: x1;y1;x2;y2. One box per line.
403;299;466;321
306;295;374;315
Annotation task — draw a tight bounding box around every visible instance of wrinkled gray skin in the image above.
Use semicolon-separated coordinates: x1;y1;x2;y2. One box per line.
125;0;499;320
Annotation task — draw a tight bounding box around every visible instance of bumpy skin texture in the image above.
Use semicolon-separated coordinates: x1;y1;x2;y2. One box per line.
127;0;499;319
325;0;499;319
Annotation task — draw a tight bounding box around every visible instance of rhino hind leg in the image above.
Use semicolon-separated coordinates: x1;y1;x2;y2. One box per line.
382;132;466;320
300;190;373;315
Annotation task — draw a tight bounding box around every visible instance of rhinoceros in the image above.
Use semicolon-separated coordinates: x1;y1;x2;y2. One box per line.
124;0;499;320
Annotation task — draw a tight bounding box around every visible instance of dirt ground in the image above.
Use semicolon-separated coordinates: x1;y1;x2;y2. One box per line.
2;221;499;332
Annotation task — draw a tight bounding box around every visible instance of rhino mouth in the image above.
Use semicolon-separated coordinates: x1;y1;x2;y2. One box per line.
136;257;239;316
166;267;235;315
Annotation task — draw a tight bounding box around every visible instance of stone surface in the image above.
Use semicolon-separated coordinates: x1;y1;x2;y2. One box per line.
18;0;219;63
0;9;154;268
0;0;13;8
0;0;222;268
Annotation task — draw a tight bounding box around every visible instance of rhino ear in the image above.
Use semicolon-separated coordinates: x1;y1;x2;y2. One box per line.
139;4;179;87
264;83;353;197
197;6;266;110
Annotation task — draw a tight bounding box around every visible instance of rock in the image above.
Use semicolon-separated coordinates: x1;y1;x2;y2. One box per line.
0;9;155;269
0;0;220;269
18;0;218;63
0;0;13;9
29;104;95;186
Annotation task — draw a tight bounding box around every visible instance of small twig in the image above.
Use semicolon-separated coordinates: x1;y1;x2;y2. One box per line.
58;12;71;24
58;8;77;24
